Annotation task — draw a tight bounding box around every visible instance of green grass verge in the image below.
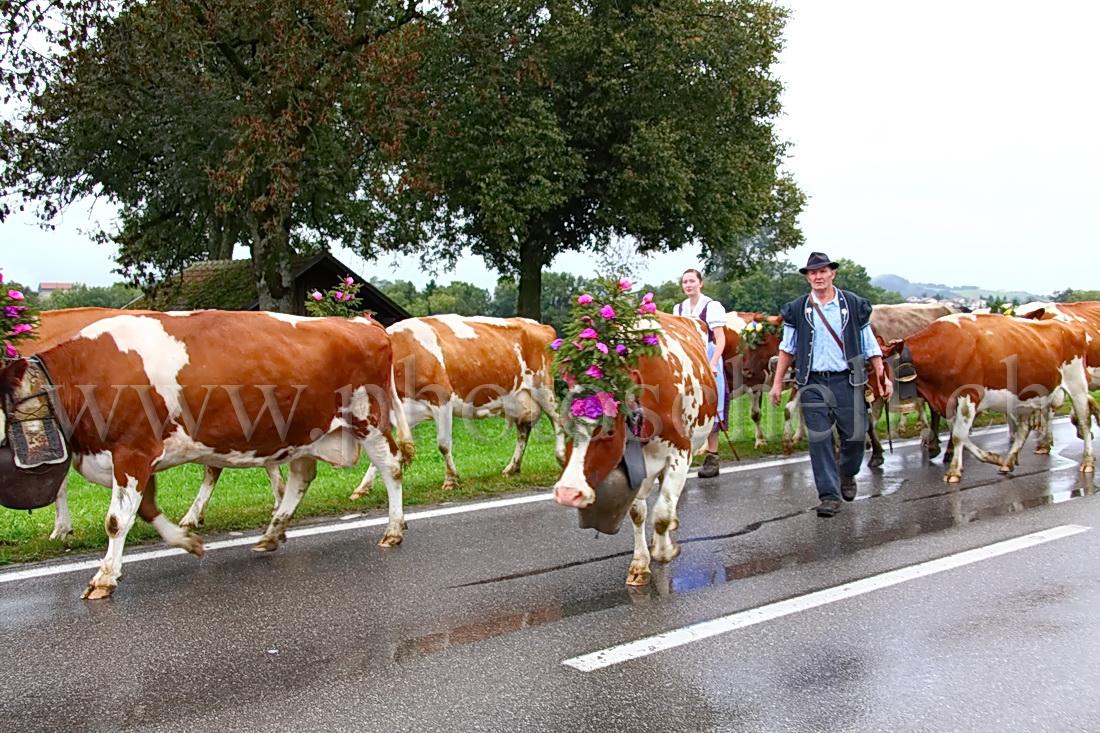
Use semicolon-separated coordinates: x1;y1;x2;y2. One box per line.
0;393;1089;565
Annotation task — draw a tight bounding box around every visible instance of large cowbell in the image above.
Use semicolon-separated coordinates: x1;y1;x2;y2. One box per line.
577;433;647;535
0;356;70;511
0;441;70;510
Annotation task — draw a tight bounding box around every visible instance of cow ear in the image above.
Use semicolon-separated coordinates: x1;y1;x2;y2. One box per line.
882;339;904;358
0;358;29;401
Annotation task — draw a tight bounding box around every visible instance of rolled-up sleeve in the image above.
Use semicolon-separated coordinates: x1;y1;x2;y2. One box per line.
779;324;797;355
860;324;882;358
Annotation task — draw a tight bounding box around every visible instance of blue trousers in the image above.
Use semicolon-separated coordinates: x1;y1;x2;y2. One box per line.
800;372;868;501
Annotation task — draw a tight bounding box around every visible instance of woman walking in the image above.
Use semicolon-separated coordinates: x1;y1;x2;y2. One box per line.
675;268;728;478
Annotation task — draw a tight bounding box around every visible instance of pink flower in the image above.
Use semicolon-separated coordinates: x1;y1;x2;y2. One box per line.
561;371;576;387
312;291;323;301
4;344;16;358
637;302;657;314
585;364;603;379
615;344;627;355
345;277;354;287
570;398;587;417
550;338;563;350
577;294;593;305
642;291;654;303
7;290;24;301
594;392;620;417
335;291;345;300
4;305;25;318
11;323;32;335
573;340;585;350
0;272;4;283
599;305;616;319
581;397;604;420
595;342;609;354
642;335;659;346
619;277;632;290
578;327;599;339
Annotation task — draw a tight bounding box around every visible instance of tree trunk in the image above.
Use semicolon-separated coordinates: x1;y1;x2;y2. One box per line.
248;210;296;313
516;239;544;321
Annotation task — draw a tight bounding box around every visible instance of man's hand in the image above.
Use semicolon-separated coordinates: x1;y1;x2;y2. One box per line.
769;382;784;407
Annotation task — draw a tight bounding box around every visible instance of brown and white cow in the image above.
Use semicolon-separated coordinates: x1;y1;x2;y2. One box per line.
350;315;562;496
866;303;958;463
552;311;717;586
0;311;413;598
884;314;1094;482
737;315;804;451
24;308;285;539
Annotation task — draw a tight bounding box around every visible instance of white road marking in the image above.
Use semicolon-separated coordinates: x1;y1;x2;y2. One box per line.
562;524;1090;672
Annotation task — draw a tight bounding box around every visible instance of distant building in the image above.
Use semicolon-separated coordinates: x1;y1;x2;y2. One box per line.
38;282;74;299
128;253;412;326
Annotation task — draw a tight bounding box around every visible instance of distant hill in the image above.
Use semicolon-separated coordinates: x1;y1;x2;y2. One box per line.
872;274;1048;302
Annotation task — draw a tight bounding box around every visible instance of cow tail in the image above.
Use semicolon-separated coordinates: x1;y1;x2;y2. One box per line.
389;365;416;469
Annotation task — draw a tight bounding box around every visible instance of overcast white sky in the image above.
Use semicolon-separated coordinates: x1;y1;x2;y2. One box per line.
3;0;1097;296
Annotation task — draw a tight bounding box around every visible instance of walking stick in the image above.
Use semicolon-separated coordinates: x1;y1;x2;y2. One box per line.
721;427;742;461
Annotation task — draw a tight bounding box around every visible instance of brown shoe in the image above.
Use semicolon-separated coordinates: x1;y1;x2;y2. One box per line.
816;498;841;517
698;452;720;478
840;474;857;502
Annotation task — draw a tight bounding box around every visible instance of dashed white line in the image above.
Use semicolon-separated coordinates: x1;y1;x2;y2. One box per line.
562;524;1090;672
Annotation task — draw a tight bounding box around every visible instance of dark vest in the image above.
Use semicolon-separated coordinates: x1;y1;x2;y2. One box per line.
779;289;873;387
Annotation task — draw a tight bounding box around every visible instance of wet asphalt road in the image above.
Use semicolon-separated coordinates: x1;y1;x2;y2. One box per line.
2;420;1100;732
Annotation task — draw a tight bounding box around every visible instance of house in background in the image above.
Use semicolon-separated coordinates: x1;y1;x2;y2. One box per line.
129;252;411;326
38;282;74;300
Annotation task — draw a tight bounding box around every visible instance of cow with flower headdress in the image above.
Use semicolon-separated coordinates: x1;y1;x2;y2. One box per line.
550;276;717;586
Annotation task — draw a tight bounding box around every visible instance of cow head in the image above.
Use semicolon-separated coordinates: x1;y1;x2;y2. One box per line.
553;407;649;535
740;316;783;386
0;357;31;445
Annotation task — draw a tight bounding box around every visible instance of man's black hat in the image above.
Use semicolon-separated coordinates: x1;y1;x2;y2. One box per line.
799;252;839;274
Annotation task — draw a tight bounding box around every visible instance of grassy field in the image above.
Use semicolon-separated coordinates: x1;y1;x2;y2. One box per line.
0;394;1062;565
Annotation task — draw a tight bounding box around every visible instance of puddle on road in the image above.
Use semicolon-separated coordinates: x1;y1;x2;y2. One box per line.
393;461;1096;663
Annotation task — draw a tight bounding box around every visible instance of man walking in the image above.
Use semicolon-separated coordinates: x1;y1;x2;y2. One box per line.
769;252;893;517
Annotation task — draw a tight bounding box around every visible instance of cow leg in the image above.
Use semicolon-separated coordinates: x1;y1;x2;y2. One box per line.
358;429;407;547
650;459;688;565
922;402;943;459
751;390;767;448
945;397;1001;482
254;458;317;552
531;384;567;467
350;402;425;500
1001;411;1038;472
1061;362;1096;473
180;466;223;529
437;402;460;490
782;387;803;453
502;419;534;476
50;476;72;539
627;491;653;587
85;471;203;600
866;398;885;468
1033;404;1054;454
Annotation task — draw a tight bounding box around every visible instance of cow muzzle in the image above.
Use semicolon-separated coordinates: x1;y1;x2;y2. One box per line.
553;483;594;509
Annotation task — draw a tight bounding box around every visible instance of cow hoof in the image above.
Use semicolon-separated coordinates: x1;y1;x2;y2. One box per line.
868;455;884;468
650;543;681;563
1080;464;1096;474
501;464;520;476
184;535;205;558
440;479;458;491
1033;447;1051;455
754;439;767;449
252;538;279;553
998;465;1014;473
82;585;114;600
943;474;961;484
49;528;73;541
626;569;651;587
348;487;371;500
379;533;403;548
926;446;942;460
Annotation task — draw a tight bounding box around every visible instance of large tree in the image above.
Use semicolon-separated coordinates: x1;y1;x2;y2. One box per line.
388;0;805;318
1;0;426;311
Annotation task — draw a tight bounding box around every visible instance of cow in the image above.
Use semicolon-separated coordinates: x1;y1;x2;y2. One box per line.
866;303;958;464
552;311;717;586
0;311;413;598
883;313;1094;483
737;315;804;451
350;315;562;497
1016;301;1100;453
24;308;284;539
